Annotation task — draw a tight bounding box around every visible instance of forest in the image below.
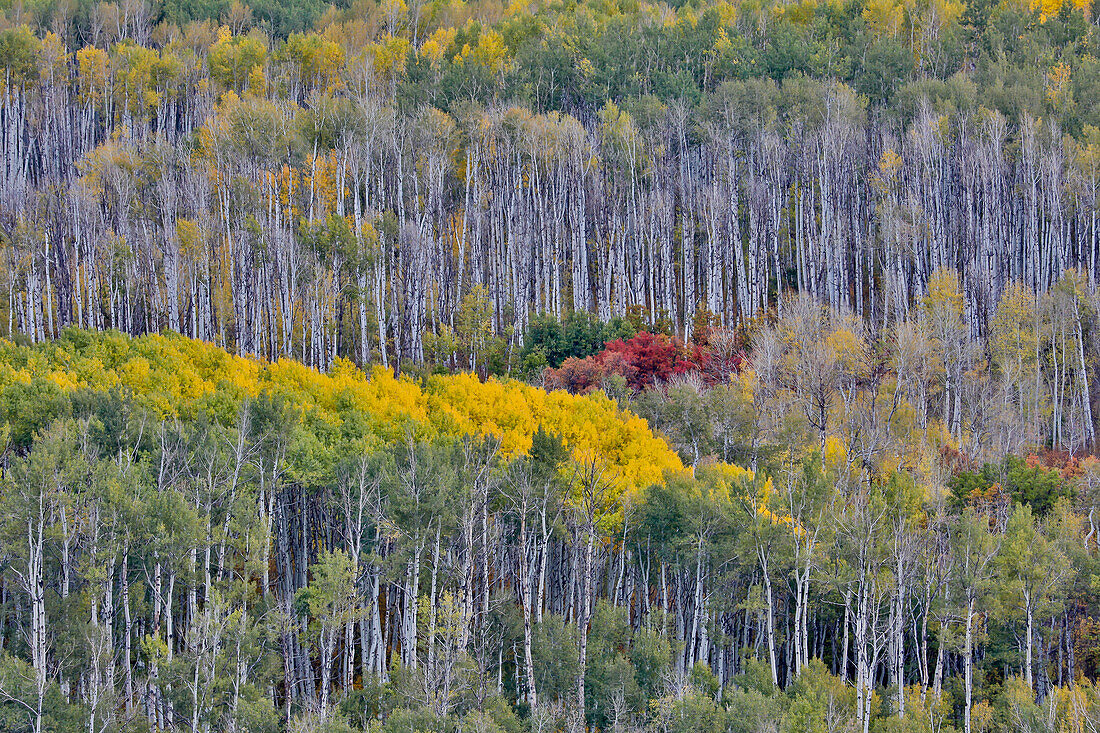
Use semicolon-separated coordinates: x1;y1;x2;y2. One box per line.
2;0;1100;374
5;0;1100;729
0;308;1096;733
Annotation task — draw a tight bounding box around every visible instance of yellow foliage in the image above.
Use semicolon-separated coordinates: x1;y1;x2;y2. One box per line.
421;26;457;66
879;147;903;179
38;32;69;82
302;151;343;221
380;0;408;21
283;32;346;91
703;461;755;487
110;42;181;115
1046;61;1071;105
711;0;739;24
209;30;268;92
989;282;1041;378
0;331;686;499
824;328;867;374
247;64;267;95
923;268;964;321
823;434;847;472
1029;0;1089;22
365;34;410;78
871;148;903;194
863;0;904;38
77;133;141;200
176;218;205;261
77;46;110;104
737;368;757;403
456;27;509;73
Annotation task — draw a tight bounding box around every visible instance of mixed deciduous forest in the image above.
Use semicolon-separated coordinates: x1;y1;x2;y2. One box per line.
3;0;1100;375
0;314;1096;733
5;0;1100;730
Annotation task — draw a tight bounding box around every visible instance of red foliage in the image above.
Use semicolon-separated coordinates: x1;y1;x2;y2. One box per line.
598;332;693;391
692;345;748;385
940;444;977;475
681;326;747;385
542;329;749;394
1026;448;1084;480
596;349;637;387
542;356;606;394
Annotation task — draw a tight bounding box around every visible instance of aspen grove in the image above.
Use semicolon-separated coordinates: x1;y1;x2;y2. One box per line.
6;0;1100;730
3;0;1100;381
0;319;1096;732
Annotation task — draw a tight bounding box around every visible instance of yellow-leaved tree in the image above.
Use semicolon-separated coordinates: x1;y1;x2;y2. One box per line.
0;330;685;499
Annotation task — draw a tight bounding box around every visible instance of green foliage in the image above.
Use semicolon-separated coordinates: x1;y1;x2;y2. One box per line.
161;0;231;25
0;377;70;449
0;654;84;732
3;329;1100;733
519;312;635;375
734;658;781;697
250;0;341;38
0;26;39;85
296;549;361;633
631;625;672;702
113;0;1085;114
382;707;453;733
585;601;645;729
653;687;727;733
781;660;858;733
1003;456;1072;513
949;455;1073;514
721;685;780;733
532;614;579;704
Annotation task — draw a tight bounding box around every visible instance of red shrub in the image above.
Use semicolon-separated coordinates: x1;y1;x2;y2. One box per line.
543;356;606;394
940;445;977;475
544;329;749;395
596;349;637;387
598;332;692;391
1027;448;1083;481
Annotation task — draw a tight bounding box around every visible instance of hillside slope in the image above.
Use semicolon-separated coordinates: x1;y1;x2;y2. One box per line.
0;328;684;490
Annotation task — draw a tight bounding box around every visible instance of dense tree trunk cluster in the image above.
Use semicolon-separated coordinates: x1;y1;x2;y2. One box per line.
4;49;1100;369
5;10;1100;727
0;331;1096;732
0;382;1096;733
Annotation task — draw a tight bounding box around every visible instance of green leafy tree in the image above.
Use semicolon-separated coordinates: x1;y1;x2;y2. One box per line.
297;550;364;717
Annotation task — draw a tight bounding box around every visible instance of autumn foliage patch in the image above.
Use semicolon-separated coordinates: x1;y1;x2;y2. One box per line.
543;330;747;394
